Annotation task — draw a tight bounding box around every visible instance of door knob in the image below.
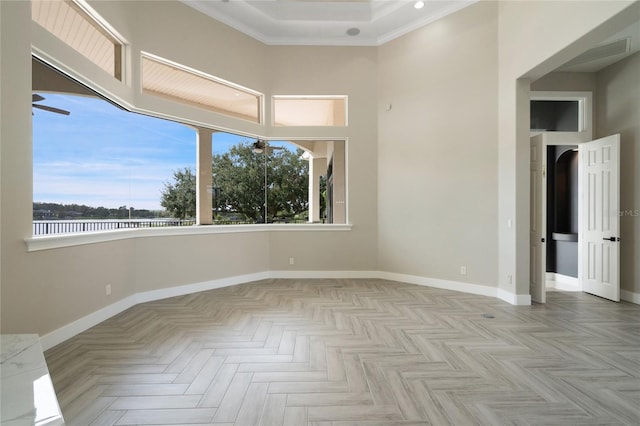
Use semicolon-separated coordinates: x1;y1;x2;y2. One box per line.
602;237;616;241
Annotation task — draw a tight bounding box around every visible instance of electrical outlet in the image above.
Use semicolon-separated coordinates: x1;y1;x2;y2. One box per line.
105;284;112;296
460;266;467;275
507;274;513;285
289;257;295;265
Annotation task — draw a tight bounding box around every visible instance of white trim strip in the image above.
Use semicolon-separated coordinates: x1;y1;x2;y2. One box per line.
498;289;532;306
135;272;270;305
26;223;352;252
39;270;530;351
270;270;375;279
39;295;138;351
379;271;496;298
621;289;640;305
546;273;581;292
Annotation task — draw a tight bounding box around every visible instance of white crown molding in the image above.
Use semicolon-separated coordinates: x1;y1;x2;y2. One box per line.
181;0;479;47
375;1;479;45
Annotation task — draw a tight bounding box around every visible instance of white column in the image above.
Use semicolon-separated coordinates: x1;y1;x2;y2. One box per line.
308;156;327;223
332;143;346;224
196;128;213;225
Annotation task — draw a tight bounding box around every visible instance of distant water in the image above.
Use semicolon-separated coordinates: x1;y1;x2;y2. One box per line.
32;219;194;235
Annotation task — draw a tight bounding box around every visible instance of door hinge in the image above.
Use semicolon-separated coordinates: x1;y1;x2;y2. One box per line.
542;165;546;178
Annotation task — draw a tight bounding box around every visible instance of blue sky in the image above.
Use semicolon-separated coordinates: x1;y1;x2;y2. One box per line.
33;94;287;210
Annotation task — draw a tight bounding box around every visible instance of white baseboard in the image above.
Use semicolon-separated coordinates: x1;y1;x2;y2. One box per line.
498;289;532;305
41;273;269;351
269;270;376;279
621;289;640;304
378;271;497;298
378;271;530;306
546;273;580;292
135;272;271;305
40;270;529;351
40;295;138;351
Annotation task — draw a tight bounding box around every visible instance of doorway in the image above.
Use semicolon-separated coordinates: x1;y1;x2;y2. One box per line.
529;92;621;303
546;145;579;290
530;133;621;303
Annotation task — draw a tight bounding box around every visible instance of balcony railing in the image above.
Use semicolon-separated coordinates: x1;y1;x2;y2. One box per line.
33;219;196;236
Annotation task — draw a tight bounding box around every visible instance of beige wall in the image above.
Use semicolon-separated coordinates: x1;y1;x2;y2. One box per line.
1;0;639;340
530;57;640;296
596;52;640;295
2;0;42;333
496;0;637;297
377;1;499;286
531;72;598;93
134;233;270;293
0;0;378;337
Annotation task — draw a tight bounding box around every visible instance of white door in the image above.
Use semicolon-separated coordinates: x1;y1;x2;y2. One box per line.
580;134;620;301
530;135;546;303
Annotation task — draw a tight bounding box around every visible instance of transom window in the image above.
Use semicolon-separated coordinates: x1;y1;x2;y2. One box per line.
273;96;347;126
31;0;124;80
142;54;263;124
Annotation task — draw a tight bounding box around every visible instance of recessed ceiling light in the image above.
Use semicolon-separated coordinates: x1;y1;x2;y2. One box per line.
415;1;425;9
346;27;360;36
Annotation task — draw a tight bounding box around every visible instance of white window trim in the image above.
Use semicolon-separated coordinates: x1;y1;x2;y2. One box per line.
33;0;129;82
530;91;593;141
25;224;352;252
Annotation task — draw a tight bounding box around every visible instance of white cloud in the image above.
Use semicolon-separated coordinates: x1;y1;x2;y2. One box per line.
33;94;196;210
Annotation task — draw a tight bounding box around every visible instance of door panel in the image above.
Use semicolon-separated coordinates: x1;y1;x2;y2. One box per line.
580;134;620;301
530;135;546;303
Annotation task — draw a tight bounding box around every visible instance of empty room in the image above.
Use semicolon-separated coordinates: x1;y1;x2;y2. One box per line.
1;1;639;425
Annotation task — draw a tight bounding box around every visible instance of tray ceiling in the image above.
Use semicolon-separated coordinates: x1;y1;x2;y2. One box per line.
180;0;478;46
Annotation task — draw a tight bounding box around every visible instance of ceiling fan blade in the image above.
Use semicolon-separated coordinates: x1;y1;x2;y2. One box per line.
33;94;45;102
32;103;71;115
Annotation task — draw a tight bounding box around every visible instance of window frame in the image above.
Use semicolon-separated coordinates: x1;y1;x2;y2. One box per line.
530;91;593;141
29;40;351;248
141;52;265;124
272;95;348;127
31;0;126;81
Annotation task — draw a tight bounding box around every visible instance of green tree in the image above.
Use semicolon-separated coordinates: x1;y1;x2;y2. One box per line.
160;167;196;219
212;143;309;223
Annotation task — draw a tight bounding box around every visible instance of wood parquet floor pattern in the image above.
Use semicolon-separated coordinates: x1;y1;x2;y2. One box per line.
45;279;640;426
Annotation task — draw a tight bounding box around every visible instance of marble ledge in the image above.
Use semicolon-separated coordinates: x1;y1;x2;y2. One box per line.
1;334;64;425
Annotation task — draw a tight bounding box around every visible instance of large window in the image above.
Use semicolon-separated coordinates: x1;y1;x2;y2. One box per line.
210;134;346;225
32;0;124;80
32;40;348;236
33;60;195;235
211;133;310;224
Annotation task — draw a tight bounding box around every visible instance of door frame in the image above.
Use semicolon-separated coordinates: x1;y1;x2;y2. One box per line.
530;133;588;301
529;91;593;302
531;133;621;302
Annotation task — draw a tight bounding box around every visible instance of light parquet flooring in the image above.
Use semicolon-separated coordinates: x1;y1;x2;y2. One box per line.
45;279;640;425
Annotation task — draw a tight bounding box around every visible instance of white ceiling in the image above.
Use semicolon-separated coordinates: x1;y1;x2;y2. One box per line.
181;1;639;71
181;0;478;46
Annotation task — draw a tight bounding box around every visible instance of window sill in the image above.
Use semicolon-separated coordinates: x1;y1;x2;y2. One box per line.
25;223;352;252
